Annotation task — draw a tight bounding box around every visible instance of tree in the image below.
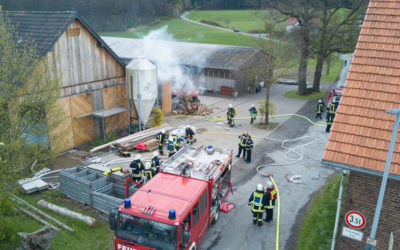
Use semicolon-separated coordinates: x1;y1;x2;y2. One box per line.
311;0;367;91
0;14;62;196
266;0;322;95
248;10;297;125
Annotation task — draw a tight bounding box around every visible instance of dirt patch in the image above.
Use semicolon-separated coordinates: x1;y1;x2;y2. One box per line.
255;122;279;130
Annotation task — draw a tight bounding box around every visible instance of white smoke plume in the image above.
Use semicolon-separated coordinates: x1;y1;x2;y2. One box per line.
131;26;203;93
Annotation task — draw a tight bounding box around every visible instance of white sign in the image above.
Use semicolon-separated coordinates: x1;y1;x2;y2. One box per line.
342;226;363;242
366;237;377;247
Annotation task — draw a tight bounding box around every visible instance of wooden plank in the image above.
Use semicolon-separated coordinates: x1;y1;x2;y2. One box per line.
66;28;80;36
90;123;171;152
48;98;75;152
103;86;118;109
162;82;172;114
70;93;95;146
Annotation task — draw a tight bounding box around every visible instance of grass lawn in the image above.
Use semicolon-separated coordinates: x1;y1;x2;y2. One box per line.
308;55;344;83
296;174;349;250
284;90;326;100
1;190;113;250
101;18;262;47
186;10;286;32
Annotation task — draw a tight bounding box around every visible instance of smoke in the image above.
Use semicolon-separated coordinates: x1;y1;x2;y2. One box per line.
130;26;202;93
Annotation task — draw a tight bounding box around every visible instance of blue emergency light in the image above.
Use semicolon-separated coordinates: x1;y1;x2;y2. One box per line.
124;198;131;209
168;209;176;220
208;145;213;149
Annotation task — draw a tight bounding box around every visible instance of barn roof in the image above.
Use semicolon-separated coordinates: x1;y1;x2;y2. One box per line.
322;0;400;179
101;36;262;71
0;11;125;66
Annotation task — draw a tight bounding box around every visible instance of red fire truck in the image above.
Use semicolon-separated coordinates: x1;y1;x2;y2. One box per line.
109;145;233;250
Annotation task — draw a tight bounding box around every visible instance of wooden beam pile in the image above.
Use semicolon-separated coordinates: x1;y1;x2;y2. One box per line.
90;124;172;153
172;95;213;116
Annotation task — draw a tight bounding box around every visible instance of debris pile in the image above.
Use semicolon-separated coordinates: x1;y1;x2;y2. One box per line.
172;94;213;115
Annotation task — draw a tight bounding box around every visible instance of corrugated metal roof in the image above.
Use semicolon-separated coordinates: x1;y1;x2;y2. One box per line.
1;11;125;66
101;36;261;70
322;0;400;176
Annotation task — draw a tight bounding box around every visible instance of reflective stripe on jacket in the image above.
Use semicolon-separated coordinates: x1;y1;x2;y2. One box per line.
239;134;248;146
248;191;266;212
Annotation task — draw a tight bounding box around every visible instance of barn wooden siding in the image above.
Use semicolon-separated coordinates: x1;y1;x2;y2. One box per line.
46;19;128;152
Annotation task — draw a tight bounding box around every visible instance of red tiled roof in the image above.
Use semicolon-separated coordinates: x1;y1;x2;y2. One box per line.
287;17;298;26
322;0;400;176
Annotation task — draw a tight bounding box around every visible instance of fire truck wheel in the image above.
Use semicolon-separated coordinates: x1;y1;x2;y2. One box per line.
211;205;220;225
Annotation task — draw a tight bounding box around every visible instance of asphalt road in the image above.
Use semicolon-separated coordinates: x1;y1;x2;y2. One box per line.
199;96;338;250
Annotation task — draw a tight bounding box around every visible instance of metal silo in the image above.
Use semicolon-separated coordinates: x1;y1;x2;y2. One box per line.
126;57;158;131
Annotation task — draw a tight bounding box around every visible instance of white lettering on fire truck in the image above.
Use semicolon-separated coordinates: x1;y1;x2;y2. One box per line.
117;244;137;250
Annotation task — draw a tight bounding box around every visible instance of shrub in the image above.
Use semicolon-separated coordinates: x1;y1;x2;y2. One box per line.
151;107;164;127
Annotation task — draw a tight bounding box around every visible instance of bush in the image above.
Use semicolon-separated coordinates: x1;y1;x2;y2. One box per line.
200;19;223;27
151;107;164;127
258;100;276;117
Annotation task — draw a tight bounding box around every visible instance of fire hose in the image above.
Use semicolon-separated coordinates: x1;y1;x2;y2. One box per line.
164;113;327;127
267;174;280;250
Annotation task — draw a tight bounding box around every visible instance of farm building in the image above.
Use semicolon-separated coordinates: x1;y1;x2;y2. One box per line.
2;11;130;152
322;0;400;249
102;36;268;96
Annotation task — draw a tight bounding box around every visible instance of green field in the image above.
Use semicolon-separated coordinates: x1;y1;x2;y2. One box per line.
102;18;261;47
186;10;278;32
1;190;113;250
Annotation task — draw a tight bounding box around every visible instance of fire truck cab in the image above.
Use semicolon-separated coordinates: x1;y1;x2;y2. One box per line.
109;145;233;250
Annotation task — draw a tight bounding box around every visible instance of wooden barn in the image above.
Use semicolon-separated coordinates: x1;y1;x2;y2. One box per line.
2;11;129;152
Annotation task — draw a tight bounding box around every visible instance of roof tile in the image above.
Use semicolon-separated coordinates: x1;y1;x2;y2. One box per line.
323;0;400;176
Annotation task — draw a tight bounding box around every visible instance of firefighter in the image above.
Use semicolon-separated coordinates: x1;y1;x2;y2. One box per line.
151;151;161;172
171;131;179;151
185;125;195;144
144;162;157;181
118;148;131;157
249;104;257;124
130;154;144;183
245;135;254;163
156;129;167;155
248;183;267;226
327;97;338;119
264;181;277;222
236;131;248;159
326;113;334;133
227;104;236;127
167;137;177;157
315;99;326;120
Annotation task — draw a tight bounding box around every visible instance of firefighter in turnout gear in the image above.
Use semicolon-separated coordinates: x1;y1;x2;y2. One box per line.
167;137;177;157
264;181;277;222
236;131;248;159
326;113;334;133
249;104;257;124
144;162;157;182
245;135;254;163
156;129;167;155
185;125;195;144
248;184;267;226
227;104;236;127
130;154;144;183
171;131;180;151
151;151;161;172
315;99;326;120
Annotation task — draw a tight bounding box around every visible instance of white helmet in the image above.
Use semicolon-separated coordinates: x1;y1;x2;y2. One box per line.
169;137;174;142
256;183;264;192
161;129;166;133
172;131;177;136
153;151;159;157
251;104;255;108
266;181;274;189
135;154;141;160
145;162;151;170
186;125;190;128
229;104;233;108
318;99;322;103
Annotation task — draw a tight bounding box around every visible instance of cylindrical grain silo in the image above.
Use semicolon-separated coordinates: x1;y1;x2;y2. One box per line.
126;57;157;130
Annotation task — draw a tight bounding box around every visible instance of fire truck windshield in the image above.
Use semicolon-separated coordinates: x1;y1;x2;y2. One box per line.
116;212;178;250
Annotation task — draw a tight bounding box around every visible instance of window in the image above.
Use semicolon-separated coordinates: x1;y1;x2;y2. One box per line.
219;71;224;78
192;202;199;227
200;191;207;215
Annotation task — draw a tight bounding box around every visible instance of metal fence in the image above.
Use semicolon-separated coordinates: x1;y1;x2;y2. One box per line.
59;166;108;205
92;183;137;214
